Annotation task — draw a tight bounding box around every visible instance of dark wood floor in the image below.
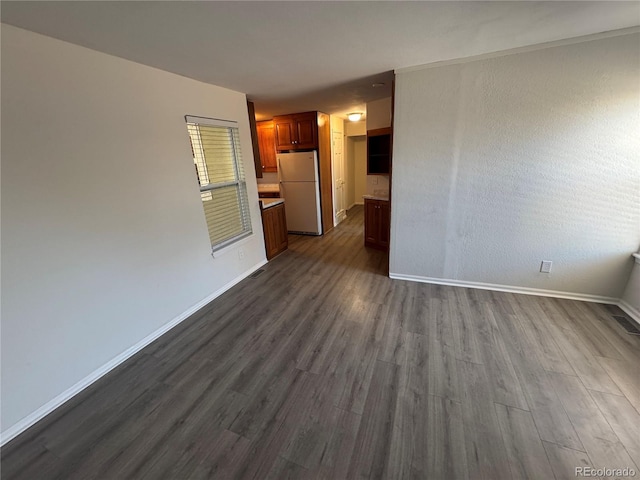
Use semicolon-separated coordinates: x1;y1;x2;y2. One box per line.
3;206;640;479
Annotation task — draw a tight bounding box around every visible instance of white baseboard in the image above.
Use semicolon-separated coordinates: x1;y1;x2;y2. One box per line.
618;300;640;326
388;273;619;304
0;259;268;447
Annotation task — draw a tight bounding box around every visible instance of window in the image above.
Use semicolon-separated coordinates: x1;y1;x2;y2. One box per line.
185;115;252;251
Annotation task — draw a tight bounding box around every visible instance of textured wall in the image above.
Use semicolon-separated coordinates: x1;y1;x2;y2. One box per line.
1;25;266;434
353;137;367;203
391;33;640;298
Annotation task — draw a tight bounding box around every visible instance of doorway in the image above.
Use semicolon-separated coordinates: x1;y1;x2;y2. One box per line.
331;125;347;225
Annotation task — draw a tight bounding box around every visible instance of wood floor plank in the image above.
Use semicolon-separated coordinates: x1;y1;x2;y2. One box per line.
0;442;61;480
543;441;601;480
133;389;248;479
494;403;555;479
492;302;584;451
278;373;344;470
427;297;462;402
333;303;387;415
537;298;623;395
265;456;309;480
597;355;640;415
476;303;529;409
2;206;638;480
346;360;399;479
590;390;640;468
384;331;434;476
458;360;511;479
314;407;361;480
377;282;411;365
549;372;638;472
509;294;575;375
550;299;624;361
426;395;468;480
448;288;484;364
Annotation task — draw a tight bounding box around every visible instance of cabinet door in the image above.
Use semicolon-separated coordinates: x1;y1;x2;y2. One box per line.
273;118;295;150
364;199;378;246
257;121;277;172
367;127;392;174
294;113;318;150
379;201;390;249
262;208;277;259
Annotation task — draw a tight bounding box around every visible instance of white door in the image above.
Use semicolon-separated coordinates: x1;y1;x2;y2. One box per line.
332;131;346;225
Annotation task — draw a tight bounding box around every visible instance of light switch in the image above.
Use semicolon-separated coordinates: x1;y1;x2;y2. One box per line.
540;260;552;273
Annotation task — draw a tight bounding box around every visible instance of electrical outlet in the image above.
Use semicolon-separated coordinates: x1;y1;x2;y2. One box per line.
540;260;552;273
238;248;245;261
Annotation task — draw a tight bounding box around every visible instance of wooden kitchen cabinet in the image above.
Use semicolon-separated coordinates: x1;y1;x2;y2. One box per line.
364;198;390;251
269;110;333;235
256;120;277;172
273;112;318;151
367;127;392;175
262;202;288;260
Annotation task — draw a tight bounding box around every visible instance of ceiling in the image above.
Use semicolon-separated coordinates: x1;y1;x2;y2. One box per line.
2;1;639;120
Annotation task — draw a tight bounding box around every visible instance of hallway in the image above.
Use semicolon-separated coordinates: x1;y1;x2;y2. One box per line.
3;206;639;479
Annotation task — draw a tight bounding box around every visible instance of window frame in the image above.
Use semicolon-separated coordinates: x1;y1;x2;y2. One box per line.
185;115;253;253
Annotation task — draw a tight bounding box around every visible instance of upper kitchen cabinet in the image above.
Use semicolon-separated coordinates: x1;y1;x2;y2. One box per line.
367;127;392;175
273;112;318;151
256;120;277;172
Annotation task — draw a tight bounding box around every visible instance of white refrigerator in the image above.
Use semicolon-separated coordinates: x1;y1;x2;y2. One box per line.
277;151;322;235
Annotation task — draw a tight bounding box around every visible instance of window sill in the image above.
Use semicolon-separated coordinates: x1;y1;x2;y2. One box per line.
211;233;255;259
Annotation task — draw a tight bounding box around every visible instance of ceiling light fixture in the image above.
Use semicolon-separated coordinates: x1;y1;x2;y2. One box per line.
347;112;363;122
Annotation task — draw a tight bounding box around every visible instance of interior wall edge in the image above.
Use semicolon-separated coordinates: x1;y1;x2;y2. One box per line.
388;272;620;305
394;25;640;75
0;259;268;447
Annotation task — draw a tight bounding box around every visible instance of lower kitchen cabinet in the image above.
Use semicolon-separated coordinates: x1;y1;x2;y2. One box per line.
364;198;390;251
262;203;288;260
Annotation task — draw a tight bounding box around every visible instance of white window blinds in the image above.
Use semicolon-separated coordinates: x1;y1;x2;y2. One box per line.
186;116;252;251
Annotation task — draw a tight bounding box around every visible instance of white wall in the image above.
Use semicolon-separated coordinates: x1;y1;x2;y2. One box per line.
352;137;367;204
1;25;266;438
345;120;366;137
345;120;367;206
366;97;392;131
391;32;640;300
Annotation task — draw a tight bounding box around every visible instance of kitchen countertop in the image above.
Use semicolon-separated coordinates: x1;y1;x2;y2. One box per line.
363;194;390;201
260;197;285;209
